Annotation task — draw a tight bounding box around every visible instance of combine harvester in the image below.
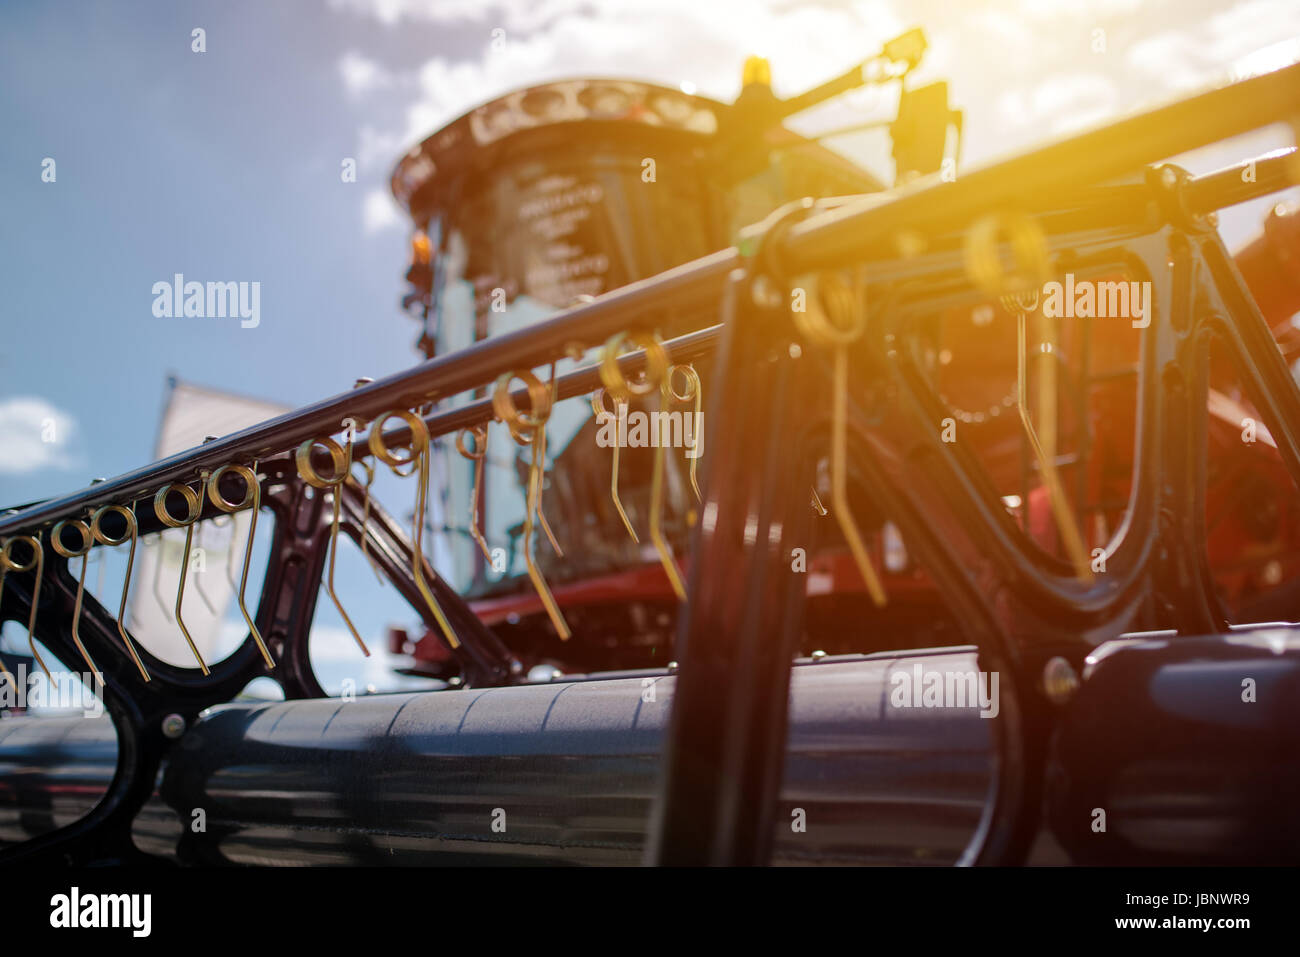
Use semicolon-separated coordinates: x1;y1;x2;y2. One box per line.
3;31;1300;866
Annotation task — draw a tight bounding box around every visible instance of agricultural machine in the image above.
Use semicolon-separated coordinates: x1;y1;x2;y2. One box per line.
3;30;1300;866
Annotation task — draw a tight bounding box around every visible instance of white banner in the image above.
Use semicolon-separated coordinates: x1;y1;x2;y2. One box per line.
128;379;286;667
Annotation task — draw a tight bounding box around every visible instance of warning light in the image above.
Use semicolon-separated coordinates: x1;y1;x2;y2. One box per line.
742;55;772;89
411;231;432;266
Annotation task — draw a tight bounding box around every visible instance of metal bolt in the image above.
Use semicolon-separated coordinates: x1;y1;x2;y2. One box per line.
666;660;679;673
353;377;374;389
161;713;187;739
1159;166;1179;189
1042;656;1080;705
811;650;828;661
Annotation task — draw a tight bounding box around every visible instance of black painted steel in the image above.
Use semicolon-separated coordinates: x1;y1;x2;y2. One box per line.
1;653;994;865
1047;628;1300;864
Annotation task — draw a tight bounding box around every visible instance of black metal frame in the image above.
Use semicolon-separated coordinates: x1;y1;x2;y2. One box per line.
649;179;1300;864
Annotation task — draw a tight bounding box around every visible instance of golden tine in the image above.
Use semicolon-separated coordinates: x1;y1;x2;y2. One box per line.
368;410;461;649
490;373;562;554
1014;302;1094;582
224;515;240;590
456;424;494;563
534;425;563;557
191;520;220;616
50;517;104;684
793;273;887;607
0;548;13;689
350;458;386;584
89;504;151;682
492;370;572;639
600;331;686;601
537;363;564;557
296;436;370;657
146;531;174;623
666;363;703;503
962;211;1052;299
964;210;1093;583
3;534;50;680
591;388;639;543
153;481;210;674
208;462;275;669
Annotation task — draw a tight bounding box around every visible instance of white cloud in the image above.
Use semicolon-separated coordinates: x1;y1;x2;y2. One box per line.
1008;72;1120;136
339;50;395;98
329;0;591;31
1126;0;1300;96
362;188;403;233
371;0;904;159
0;397;77;475
335;0;1300;199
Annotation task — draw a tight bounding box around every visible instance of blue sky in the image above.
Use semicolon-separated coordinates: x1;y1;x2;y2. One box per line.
0;1;428;506
3;0;1300;691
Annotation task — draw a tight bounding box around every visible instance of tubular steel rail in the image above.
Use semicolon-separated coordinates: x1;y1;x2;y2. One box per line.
1;58;1299;866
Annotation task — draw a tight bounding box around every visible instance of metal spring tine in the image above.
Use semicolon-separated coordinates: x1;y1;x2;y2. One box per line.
538;363;564;557
224;511;240;590
0;547;13;690
51;517;103;685
350;459;386;584
456;424;494;563
964;209;1093;584
208;462;275;669
2;534;50;680
89;504;151;682
296;437;370;657
154;481;209;674
591;388;638;543
414;442;448;622
191;519;220;616
601;331;686;601
534;426;563;558
89;542;106;598
793;273;887;607
526;424;570;630
1014;304;1094;582
667;363;704;504
368;410;461;649
344;396;385;586
492;371;572;638
147;530;174;624
810;487;828;515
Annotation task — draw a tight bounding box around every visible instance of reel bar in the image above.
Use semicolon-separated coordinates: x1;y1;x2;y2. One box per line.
781;59;1300;275
1184;146;1298;215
